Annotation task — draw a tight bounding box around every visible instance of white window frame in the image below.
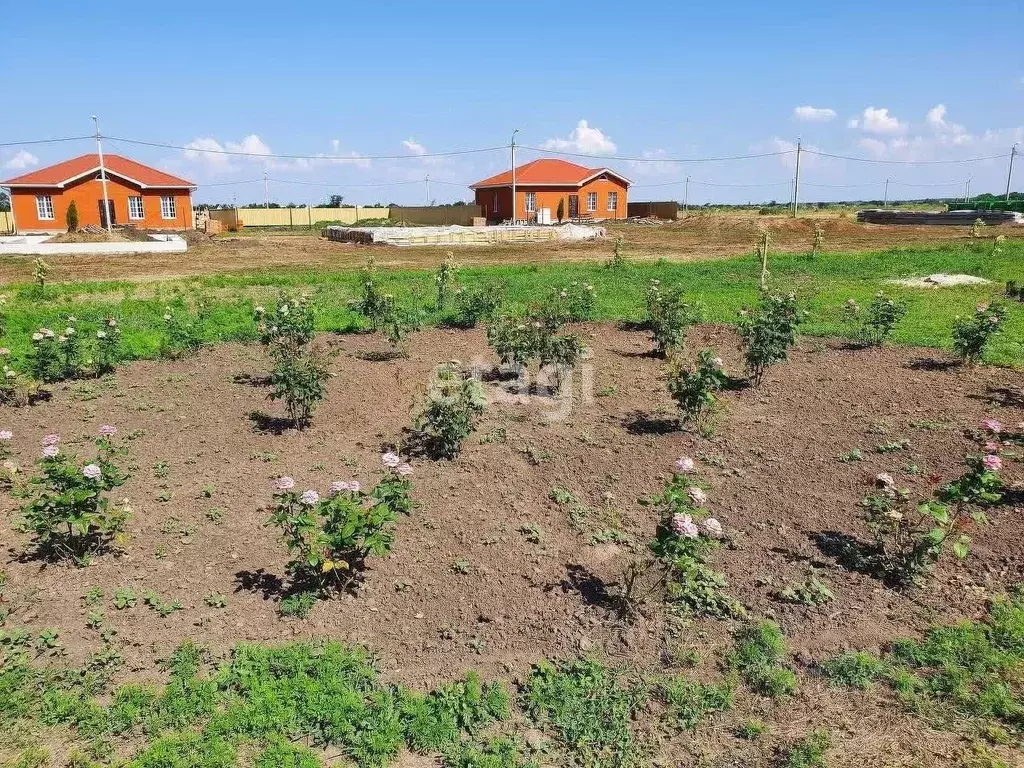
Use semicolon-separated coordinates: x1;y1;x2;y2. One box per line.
36;195;54;221
607;191;618;212
524;191;536;214
128;196;145;220
586;192;597;212
492;192;499;213
160;196;176;220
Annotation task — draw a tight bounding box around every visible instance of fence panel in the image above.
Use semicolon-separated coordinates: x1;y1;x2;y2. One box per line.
389;205;482;226
0;211;13;234
206;206;389;229
626;201;680;219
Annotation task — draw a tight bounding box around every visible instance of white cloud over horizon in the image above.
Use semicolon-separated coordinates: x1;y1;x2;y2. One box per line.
2;150;40;171
542;120;617;155
853;107;907;135
793;106;836;122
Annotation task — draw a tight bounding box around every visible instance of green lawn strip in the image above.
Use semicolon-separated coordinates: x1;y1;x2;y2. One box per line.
2;240;1022;367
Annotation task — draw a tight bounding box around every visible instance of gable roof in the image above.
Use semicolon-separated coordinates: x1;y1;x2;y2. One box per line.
2;154;196;190
470;158;631;189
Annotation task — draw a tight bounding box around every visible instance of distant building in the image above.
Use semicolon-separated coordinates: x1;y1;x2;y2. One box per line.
470;158;630;223
2;154;195;233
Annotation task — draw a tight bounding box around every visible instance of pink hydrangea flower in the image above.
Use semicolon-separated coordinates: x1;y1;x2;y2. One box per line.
99;425;117;437
300;489;320;506
42;445;59;458
82;464;102;480
981;419;1001;434
348;480;361;492
329;481;350;494
983;454;1002;471
703;518;723;537
382;452;400;468
276;476;295;491
671;513;699;538
0;430;12;441
686;486;708;506
42;434;60;446
397;463;413;477
674;456;695;473
984;441;1000;452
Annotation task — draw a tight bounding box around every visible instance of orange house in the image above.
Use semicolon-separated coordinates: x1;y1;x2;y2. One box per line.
2;154;195;233
470;158;630;223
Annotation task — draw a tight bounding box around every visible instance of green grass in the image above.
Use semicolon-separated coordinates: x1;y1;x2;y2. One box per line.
780;728;831;768
2;239;1023;368
727;621;799;698
823;591;1024;737
658;675;735;730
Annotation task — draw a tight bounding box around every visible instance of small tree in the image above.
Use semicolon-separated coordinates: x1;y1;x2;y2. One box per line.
952;302;1007;364
667;350;728;429
737;292;804;384
811;224;825;257
556;198;565;223
757;230;771;289
65;200;80;233
33;258;50;295
645;280;700;357
411;364;486;459
843;291;908;347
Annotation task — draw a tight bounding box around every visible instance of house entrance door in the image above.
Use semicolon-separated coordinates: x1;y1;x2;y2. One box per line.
568;195;579;219
98;200;115;227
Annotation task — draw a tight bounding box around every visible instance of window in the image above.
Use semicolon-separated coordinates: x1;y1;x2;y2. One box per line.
128;196;145;220
607;191;618;212
160;196;176;220
586;192;597;212
492;192;499;213
524;191;536;213
36;195;54;220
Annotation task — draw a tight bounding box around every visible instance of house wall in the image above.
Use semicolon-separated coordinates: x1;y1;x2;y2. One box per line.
474;176;628;222
10;174;193;232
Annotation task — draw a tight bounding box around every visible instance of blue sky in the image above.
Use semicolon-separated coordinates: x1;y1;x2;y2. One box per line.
2;0;1022;205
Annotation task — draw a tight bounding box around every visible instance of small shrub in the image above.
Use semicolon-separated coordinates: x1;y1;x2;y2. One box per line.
728;621;798;698
411;364;486;459
737;291;804;384
255;293;315;360
542;281;595;323
66;200;80;232
971;217;987;238
32;258;50;294
159;306;204;359
95;317;122;375
486;305;585;389
811;224;825;257
606;236;628;269
452;284;503;328
861;455;1002;588
279;591;318;619
952;302;1007;364
645;280;700;357
435;251;458;310
29;327;62;383
269;350;329;429
778;575;835;607
267;454;411;595
843;291;908;346
666;350;728;427
400;671;510;753
15;427;130;564
820;651;884;690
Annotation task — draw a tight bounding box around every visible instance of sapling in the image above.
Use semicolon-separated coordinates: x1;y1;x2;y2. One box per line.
811;224;825;257
435;251;458;310
269;351;329;429
32;258;50;295
952;302;1007;364
843;291;908;346
452;283;503;328
411;364;486;459
606;236;628;268
95;317;122;375
757;230;771;289
737;292;804;384
29;327;61;383
666;350;728;428
645;280;700;357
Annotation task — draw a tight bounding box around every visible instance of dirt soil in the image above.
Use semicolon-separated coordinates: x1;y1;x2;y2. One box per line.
1;324;1022;766
4;214;1020;284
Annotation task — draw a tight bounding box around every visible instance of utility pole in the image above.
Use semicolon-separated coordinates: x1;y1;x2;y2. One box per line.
683;175;690;212
1006;143;1018;202
263;168;269;209
92;115;112;233
791;137;802;217
883;178;889;208
424;174;430;205
965;178;971;203
510;129;519;225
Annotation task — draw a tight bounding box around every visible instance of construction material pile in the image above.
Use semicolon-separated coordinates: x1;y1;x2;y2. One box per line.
323;224;605;247
856;209;1023;226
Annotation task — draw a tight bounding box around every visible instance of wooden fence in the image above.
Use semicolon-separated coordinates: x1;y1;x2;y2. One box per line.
0;211;13;234
626;201;680;219
389;205;482;226
206;206;389;229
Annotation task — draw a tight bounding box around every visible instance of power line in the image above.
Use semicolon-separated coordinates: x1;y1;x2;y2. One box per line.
519;145;795;163
105;136;505;162
0;136;93;148
804;149;1010;165
266;176;422;188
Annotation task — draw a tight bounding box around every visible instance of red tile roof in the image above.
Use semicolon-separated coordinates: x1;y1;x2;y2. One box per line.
2;154;195;189
470;158;630;189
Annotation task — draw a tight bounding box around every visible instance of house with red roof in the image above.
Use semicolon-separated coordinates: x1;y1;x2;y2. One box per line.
470;158;630;223
2;154;195;233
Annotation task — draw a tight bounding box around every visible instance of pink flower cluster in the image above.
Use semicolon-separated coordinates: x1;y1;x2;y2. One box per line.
99;425;117;437
275;476;295;491
382;452;413;477
670;514;723;539
0;430;12;441
983;454;1002;472
330;480;361;494
83;464;102;480
300;489;320;506
674;456;695;473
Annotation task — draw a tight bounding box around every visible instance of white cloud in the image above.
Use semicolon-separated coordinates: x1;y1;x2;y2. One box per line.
847;118;860;129
402;138;427;155
858;137;889;157
859;107;906;135
793;106;836;122
542;119;617;155
184;134;371;172
925;104;973;145
627;149;678;177
2;150;39;170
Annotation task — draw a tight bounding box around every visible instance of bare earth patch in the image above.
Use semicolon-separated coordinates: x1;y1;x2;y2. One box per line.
0;323;1021;765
